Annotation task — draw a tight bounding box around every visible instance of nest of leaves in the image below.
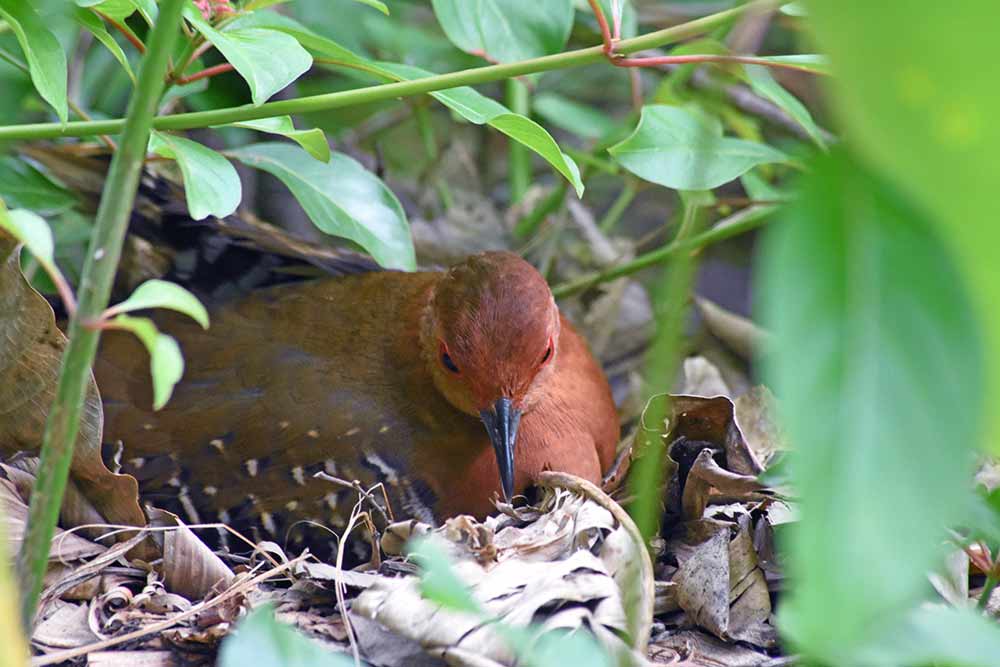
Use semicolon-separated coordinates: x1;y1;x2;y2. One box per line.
3;357;797;667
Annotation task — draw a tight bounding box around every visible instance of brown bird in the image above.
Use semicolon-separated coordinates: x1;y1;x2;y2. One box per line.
95;251;619;547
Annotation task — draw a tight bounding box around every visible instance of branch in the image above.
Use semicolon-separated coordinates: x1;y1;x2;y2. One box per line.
174;62;234;85
0;0;770;141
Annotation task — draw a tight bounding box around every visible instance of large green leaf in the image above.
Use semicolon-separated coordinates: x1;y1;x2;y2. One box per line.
378;63;583;196
0;0;68;122
758;149;985;663
148;131;241;221
230;143;415;271
431;0;574;63
0;157;76;214
609;105;787;191
805;1;1000;449
219;606;352;667
184;7;311;105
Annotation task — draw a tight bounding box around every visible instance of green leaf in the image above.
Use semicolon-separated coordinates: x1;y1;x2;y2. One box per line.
408;536;483;615
76;0;156;23
753;54;829;76
218;605;353;667
348;0;388;15
527;629;612;667
0;157;76;214
74;8;136;85
857;606;1000;667
532;93;622;140
110;279;209;328
224;11;362;64
744;65;825;148
222;116;330;163
0;0;68;122
758;149;985;664
184;7;311;106
807;1;1000;450
431;0;574;63
109;315;183;410
378;62;584;196
609;105;788;191
230;143;415;271
148;131;241;220
0;205;54;266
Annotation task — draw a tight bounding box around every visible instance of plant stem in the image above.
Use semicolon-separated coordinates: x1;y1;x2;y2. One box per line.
627;197;705;540
174;62;234;84
15;0;185;629
506;78;531;203
599;178;638;232
0;0;766;141
551;203;776;298
978;572;999;611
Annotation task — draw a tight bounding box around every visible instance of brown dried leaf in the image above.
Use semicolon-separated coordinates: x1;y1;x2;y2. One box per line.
32;600;100;650
671;519;772;646
0;229;148;546
149;507;234;600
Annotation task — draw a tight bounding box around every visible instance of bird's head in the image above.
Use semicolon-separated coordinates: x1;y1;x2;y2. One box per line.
421;251;561;501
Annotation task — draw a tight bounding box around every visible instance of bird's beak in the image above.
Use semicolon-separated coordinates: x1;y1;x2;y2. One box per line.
479;397;522;502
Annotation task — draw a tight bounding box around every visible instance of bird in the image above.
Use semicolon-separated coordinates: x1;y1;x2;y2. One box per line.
94;251;620;550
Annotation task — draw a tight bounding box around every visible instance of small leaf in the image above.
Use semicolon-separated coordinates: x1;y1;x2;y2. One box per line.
185;7;311;106
754;54;829;76
110;279;209;329
532;93;622;140
0;156;77;214
744;65;826;147
109;315;183;410
149;131;241;220
222;116;330;162
230;143;415;270
528;629;612;667
431;0;574;63
0;0;68;122
378;62;584;196
75;8;136;84
408;536;483;615
0;204;70;295
218;605;353;667
609;105;788;191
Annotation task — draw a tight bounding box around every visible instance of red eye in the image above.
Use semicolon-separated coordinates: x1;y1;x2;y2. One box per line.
440;341;460;374
540;337;553;366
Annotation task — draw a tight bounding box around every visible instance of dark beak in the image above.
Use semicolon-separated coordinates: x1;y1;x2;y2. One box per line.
479;397;522;502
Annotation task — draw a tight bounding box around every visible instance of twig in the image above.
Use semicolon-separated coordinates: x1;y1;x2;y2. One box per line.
174;62;234;85
96;11;146;53
30;556;305;666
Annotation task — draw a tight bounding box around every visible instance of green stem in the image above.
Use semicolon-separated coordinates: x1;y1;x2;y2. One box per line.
15;0;185;629
413;101;438;161
506;78;531;203
0;1;764;141
599;178;638;232
513;180;569;240
551;203;776;299
627;198;706;540
978;572;999;611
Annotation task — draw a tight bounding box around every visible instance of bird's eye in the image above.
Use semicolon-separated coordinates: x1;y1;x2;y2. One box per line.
540;338;554;366
439;342;460;374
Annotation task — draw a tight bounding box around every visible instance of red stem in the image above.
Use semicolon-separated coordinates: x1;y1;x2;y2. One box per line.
611;54;824;73
586;0;616;55
96;11;146;53
175;62;234;84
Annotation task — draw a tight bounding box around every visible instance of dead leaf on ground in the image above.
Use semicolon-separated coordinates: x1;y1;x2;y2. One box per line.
0;228;148;551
